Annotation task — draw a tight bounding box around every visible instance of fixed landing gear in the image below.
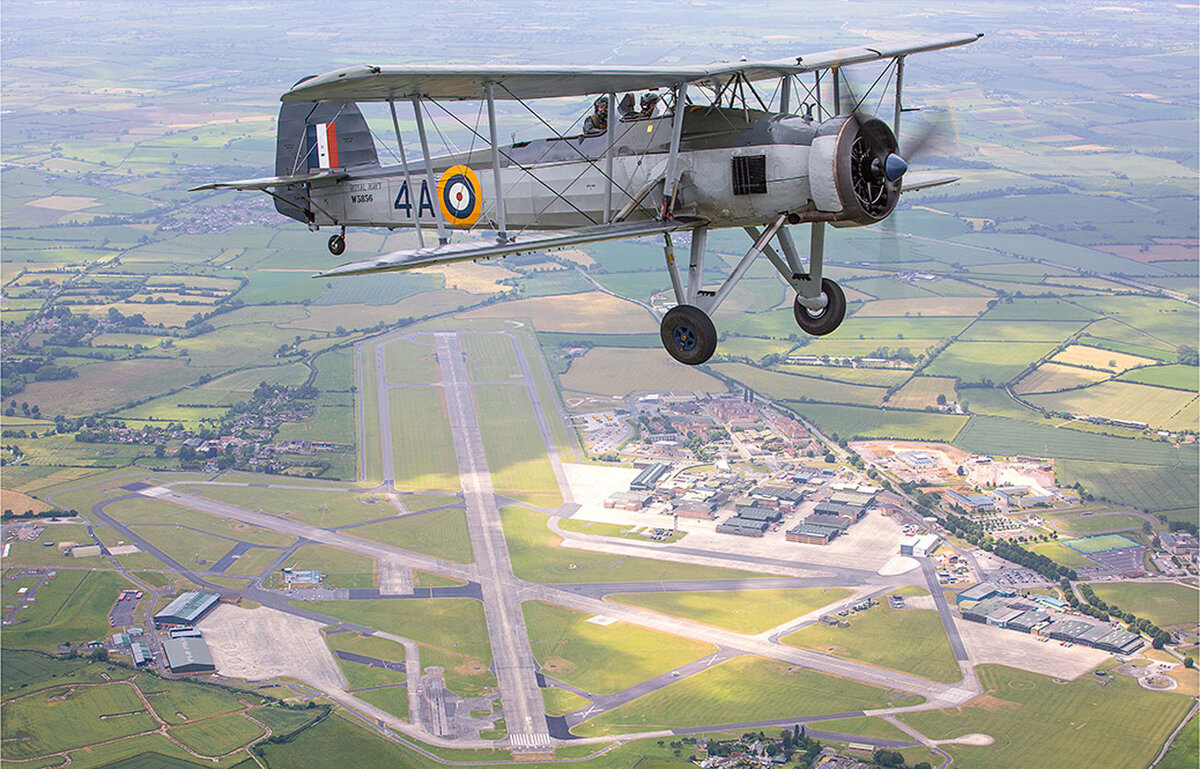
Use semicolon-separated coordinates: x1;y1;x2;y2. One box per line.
793;278;846;336
327;229;346;256
660;305;717;366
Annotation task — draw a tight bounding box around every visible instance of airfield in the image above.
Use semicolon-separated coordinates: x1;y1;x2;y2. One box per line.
3;1;1200;768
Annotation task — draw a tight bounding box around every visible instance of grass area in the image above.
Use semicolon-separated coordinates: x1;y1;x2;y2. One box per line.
246;705;322;740
573;656;923;737
282;544;376;589
558;517;684;544
888;376;957;410
501;506;765;583
389;386;460;492
255;713;494;768
1065;534;1139;553
925;341;1055;384
776;364;913;387
542;687;591;716
2;681;158;759
1027;541;1094;569
1052;344;1159;373
1;649;91;695
348;508;473;563
222;546;285;578
106;497;295;547
181;486;390;529
523;601;716;695
959;319;1087;342
712;362;886;406
135;676;244;725
783;594;961;684
463;332;520;381
1084;582;1199;628
356;685;410;721
384;339;440;384
475;385;562;508
608;588;852;635
169;712;266;756
463;291;658;334
1057;513;1148;535
813;715;913;742
4;570;134;651
1027;381;1198;432
1117;364;1198;391
953;414;1193;466
560;348;726;397
1057;459;1199;521
784;402;968;442
899;664;1193;769
1159;712;1198;769
2;523;98;567
296;598;495;697
1013;362;1111;394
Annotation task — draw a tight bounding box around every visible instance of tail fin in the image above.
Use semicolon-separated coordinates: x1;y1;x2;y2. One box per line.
273;78;378;221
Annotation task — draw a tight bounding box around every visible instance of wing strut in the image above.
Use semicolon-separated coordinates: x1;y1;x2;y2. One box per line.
411;97;449;245
388;98;425;248
484;83;508;243
663;81;687;216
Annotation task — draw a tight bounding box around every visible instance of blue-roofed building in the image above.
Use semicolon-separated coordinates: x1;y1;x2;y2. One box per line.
154;592;219;628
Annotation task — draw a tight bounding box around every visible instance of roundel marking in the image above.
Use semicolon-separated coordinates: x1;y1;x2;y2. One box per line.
437;165;482;227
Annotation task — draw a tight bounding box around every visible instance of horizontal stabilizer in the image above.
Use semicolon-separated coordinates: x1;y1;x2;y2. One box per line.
902;173;960;191
189;169;346;192
315;219;706;278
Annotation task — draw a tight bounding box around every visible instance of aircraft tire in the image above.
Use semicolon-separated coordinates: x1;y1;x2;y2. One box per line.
328;234;346;256
793;278;846;336
660;304;717;366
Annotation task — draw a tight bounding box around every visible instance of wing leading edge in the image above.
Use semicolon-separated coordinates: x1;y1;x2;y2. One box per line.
315;219;707;278
282;33;982;103
188;169;347;192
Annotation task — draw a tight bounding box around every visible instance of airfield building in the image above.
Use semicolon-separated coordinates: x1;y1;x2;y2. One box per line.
154;592;219;628
786;522;841;545
900;533;940;558
162;637;216;674
716;516;769;538
630;463;669;491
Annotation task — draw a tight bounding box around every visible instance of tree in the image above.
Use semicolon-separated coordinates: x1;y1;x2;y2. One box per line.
1185;656;1194;669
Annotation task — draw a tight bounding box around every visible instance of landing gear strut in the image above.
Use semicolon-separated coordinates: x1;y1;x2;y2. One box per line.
327;228;346;256
660;305;717;366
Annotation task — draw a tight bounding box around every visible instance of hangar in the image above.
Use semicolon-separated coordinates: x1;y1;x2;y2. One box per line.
154;591;219;628
162;637;216;674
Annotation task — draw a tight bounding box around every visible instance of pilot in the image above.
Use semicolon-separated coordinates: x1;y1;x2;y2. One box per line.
639;91;660;118
618;93;636;119
582;97;608;136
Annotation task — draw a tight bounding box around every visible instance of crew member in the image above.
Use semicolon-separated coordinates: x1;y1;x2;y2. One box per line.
639;91;660;118
582;97;608;136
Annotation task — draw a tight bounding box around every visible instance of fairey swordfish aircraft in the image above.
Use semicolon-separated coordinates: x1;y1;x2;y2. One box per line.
194;33;982;365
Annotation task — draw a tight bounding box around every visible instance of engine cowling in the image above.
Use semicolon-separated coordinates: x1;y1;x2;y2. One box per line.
807;115;901;226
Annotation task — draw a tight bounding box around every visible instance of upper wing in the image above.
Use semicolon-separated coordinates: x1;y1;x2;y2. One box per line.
282;34;982;103
315;219;705;278
188;169;346;192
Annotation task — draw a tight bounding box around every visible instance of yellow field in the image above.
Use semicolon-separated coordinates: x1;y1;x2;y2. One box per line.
129;292;223;305
73;302;204;326
888;376;957;409
461;291;657;333
1;489;54;514
561;348;726;396
1026;381;1199;430
27;195;99;211
1014;362;1112;394
852;297;992;317
279;303;399;332
1052;345;1158;373
425;262;520;294
555;248;596;267
144;275;243;290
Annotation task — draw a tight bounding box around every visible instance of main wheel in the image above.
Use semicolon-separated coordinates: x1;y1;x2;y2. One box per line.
793;278;846;336
660;305;717;366
328;234;346;256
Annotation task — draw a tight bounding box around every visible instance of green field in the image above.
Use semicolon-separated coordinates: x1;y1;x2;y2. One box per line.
542;687;591;716
475;385;562;507
135;676;245;725
106;497;295;547
389;386;461;491
572;656;923;737
170;712;266;756
783;596;961;684
297;598;495;697
1085;582;1199;628
283;544;376;589
1057;459;1199;520
1117;364;1199;391
899;664;1193;769
1027;540;1094;569
356;684;411;722
523;601;716;695
181;485;388;529
608;588;852;635
813;715;913;742
925;341;1055;384
784;402;968;442
712;362;887;406
348;508;473;563
384;339;441;384
4;570;134;651
1057;513;1148;535
1026;380;1198;432
953;415;1193;465
501;506;765;583
2;681;159;759
463;333;521;382
1065;534;1139;553
1160;712;1199;769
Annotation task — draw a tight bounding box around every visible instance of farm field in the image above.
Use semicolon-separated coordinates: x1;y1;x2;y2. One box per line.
1056;459;1199;520
475;385;562;508
958;319;1087;341
777;364;913;387
1051;344;1158;373
888;376;957;410
1028;541;1094;569
522;601;716;695
1025;381;1198;431
783;596;961;684
296;597;496;697
607;587;852;635
1084;582;1199;629
347;508;474;563
925;341;1055;384
500;506;763;584
169;712;266;756
461;291;658;333
898;664;1193;769
572;656;923;737
1056;513;1149;535
1117;364;1199;391
1013;362;1110;394
952;415;1193;466
785;402;969;442
2;681;158;759
561;348;726;397
850;297;992;317
712;362;886;406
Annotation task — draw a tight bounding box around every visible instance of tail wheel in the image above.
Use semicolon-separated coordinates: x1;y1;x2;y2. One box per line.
660;305;717;366
328;234;346;256
793;278;846;336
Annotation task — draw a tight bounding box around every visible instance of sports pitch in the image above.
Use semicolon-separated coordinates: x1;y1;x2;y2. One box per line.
1065;534;1140;553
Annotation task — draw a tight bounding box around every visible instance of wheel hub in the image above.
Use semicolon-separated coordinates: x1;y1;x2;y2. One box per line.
672;324;697;351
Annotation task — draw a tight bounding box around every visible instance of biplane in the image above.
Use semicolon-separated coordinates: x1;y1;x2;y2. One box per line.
193;32;982;364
